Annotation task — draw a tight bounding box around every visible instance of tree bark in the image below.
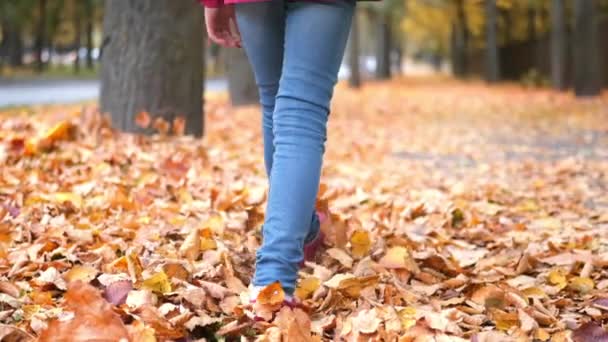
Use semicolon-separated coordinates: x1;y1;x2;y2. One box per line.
73;1;82;73
573;0;601;97
226;48;258;106
451;0;468;78
348;8;361;88
2;21;24;67
376;12;391;79
35;0;48;72
100;0;204;137
527;7;537;41
84;0;94;69
484;0;500;83
550;0;567;90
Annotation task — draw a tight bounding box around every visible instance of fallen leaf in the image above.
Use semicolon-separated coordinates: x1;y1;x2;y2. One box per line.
352;309;381;334
104;280;133;306
572;322;608;342
38;281;130;342
141;271;172;294
350;230;371;258
257;282;285;305
63;265;98;283
326;248;353;268
294;277;321;300
179;228;201;262
569;277;595;294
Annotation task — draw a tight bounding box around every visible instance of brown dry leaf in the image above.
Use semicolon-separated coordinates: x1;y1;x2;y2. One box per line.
352;309;382;334
350;230;371;258
63;265;98;283
470;284;505;309
136;305;185;340
163;263;190;281
38;281;130;341
273;307;312;341
179;228;201;262
0;324;35;342
518;308;538;332
326;248;353;268
0;282;21;299
257;282;285;305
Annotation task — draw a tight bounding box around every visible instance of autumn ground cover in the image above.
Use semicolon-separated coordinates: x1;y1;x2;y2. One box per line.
1;78;608;341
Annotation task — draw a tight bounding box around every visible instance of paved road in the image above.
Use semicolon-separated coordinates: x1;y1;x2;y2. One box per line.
0;79;228;108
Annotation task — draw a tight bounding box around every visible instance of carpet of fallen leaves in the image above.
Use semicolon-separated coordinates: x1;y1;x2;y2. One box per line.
1;78;608;342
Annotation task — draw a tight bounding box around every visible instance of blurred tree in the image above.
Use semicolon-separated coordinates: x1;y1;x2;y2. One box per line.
83;0;96;69
550;0;566;90
226;48;259;106
451;0;469;78
100;0;205;136
485;0;500;82
573;0;601;96
73;0;82;73
34;0;48;72
348;8;361;88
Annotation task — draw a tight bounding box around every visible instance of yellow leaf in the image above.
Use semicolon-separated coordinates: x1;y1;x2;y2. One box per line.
43;121;74;142
203;213;224;234
63;265;98;283
379;246;419;272
350;230;371;258
492;310;519;331
398;307;417;330
142;271;172;294
257;282;285;305
179;228;200;262
548;269;567;290
294;277;320;300
50;192;83;207
200;228;217;252
569;277;594;294
521;287;547;299
535;328;551;341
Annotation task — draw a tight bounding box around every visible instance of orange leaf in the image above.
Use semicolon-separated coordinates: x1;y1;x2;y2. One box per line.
37;281;129;342
257;282;285;305
135;111;151;128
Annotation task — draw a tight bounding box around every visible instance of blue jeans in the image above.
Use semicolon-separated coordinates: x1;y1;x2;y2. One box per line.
235;0;354;294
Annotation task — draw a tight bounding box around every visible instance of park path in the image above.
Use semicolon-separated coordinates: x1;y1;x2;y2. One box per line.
0;78;228;107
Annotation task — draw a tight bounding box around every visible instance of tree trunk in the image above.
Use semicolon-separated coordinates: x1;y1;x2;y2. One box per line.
3;22;24;67
451;0;468;78
35;0;48;72
84;0;94;69
550;0;567;90
348;8;361;88
527;7;537;41
100;0;204;137
226;48;258;106
73;2;82;74
376;12;391;79
484;0;500;83
573;0;601;97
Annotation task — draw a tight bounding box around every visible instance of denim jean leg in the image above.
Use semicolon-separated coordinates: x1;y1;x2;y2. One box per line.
235;1;284;177
253;0;355;294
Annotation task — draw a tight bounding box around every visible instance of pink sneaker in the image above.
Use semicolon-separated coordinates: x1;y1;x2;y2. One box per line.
300;211;328;266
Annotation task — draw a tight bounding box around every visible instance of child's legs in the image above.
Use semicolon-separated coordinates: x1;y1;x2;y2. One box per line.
236;1;320;244
253;0;355;294
234;2;284;176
